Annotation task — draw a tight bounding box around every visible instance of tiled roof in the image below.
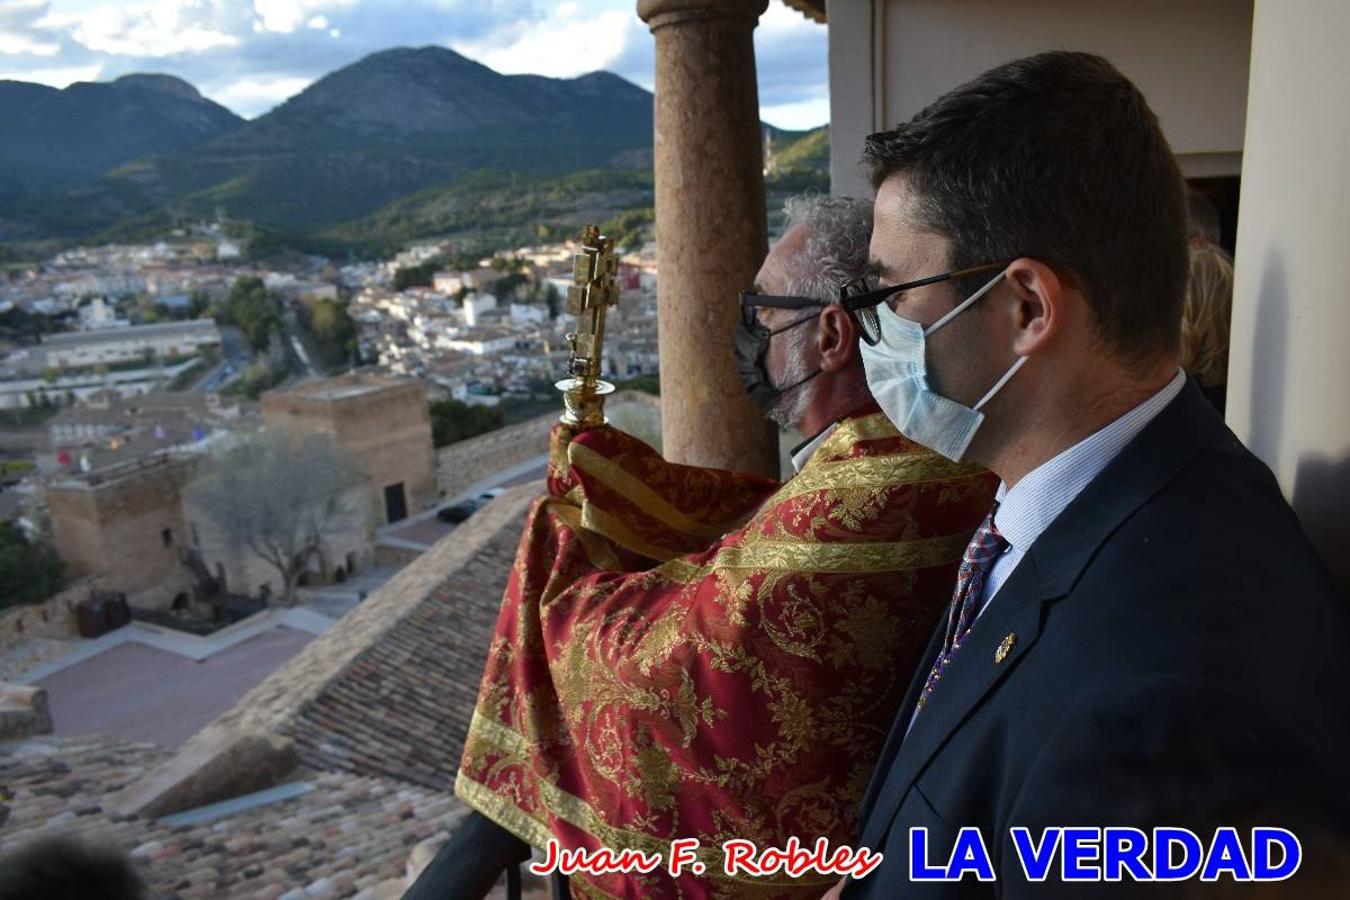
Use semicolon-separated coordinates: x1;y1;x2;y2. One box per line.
1;733;469;899
2;487;536;897
42;319;220;347
282;506;524;791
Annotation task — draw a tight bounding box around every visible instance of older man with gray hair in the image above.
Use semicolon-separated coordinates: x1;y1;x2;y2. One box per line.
742;194;882;440
406;195;996;900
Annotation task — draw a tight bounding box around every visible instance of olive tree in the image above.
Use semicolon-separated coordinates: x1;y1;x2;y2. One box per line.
187;428;368;605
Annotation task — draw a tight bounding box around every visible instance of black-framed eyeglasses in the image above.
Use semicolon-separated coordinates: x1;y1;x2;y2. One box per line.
840;262;1009;345
737;290;827;336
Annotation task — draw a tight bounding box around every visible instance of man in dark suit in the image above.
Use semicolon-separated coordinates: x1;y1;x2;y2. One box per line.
833;51;1350;896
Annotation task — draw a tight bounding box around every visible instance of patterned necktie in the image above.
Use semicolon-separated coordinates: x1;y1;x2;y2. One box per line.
915;503;1007;713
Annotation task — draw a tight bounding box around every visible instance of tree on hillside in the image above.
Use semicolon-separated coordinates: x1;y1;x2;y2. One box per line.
0;305;65;342
543;282;561;320
428;399;504;447
601;207;654;252
187;429;367;605
296;297;356;368
218;277;282;352
188;288;211;318
489;255;526;273
393;261;439;291
0;524;64;610
224;359;286;401
444;250;480;271
489;272;527;302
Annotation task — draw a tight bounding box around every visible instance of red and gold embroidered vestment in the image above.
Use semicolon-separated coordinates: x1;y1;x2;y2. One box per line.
457;408;996;898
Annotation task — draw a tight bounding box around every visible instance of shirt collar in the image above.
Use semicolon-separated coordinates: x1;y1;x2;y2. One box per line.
993;368;1186;551
790;421;839;473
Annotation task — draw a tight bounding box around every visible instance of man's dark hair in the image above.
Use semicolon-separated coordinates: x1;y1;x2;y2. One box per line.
0;835;145;900
863;51;1188;365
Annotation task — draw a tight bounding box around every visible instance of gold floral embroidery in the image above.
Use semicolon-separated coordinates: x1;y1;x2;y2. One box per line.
457;414;998;899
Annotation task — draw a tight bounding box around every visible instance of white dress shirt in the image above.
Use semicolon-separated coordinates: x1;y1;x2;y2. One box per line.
903;368;1186;738
790;421;839;473
977;367;1187;618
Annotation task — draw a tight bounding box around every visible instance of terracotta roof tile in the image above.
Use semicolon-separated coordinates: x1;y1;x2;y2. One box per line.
282;509;523;790
1;734;468;898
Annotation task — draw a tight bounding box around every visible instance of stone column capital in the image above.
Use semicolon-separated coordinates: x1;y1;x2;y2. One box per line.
637;0;769;32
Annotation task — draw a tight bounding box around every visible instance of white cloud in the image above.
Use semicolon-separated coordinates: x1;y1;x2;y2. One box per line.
41;1;240;57
0;32;60;56
450;7;645;79
753;1;828;125
1;0;828;127
761;96;829;131
0;61;102;87
757;2;821;41
201;72;311;117
0;0;62;56
454;1;827;124
252;0;352;35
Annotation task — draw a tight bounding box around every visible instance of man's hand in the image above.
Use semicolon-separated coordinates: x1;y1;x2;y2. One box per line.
546;421;597;498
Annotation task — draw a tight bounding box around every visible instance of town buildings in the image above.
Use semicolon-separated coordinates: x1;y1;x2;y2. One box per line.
38;319;221;371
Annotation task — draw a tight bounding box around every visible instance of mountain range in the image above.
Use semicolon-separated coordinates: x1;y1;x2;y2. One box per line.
0;73;242;188
0;46;826;256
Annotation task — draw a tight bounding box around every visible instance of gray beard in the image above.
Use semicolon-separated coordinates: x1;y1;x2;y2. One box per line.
766;327;815;428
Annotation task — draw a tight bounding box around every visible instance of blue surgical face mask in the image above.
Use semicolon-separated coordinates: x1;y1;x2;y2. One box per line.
859;269;1028;462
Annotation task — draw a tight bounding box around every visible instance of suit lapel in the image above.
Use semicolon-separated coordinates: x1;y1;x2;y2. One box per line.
858;379;1227;850
859;554;1047;849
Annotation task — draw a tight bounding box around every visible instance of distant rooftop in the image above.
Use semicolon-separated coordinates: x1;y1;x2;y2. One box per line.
42;319;219;347
49;389;240;426
271;372;417;403
47;448;195;490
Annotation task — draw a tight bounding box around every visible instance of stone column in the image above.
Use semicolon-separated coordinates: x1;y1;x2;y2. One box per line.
637;0;780;477
1227;0;1350;589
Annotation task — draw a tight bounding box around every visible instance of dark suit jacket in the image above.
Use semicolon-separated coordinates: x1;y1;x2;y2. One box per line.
846;379;1350;897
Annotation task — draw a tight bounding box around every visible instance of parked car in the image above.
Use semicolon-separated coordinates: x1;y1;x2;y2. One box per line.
437;501;479;524
435;489;507;524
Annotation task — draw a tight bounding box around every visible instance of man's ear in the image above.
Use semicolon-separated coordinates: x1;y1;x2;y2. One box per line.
1003;258;1064;357
816;304;859;372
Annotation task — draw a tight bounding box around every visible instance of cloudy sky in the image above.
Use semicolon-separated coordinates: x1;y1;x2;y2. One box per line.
0;0;829;128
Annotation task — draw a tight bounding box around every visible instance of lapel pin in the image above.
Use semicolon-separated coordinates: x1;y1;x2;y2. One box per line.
994;633;1017;664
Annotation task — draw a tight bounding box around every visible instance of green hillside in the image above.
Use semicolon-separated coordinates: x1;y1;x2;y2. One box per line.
0;49;831;257
774;125;829;171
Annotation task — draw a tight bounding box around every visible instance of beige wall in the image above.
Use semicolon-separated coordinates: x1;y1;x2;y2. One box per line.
262;377;437;523
46;487;105;580
1226;0;1350;588
829;0;1253;197
46;459;195;609
330;385;437;517
434;391;660;501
